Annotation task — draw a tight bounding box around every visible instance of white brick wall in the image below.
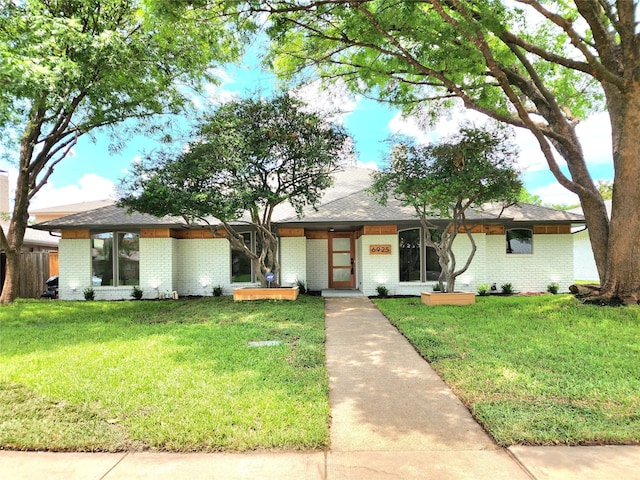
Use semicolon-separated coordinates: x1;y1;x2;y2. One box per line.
58;238;91;301
485;234;574;292
139;238;175;299
306;239;328;291
573;230;599;281
359;234;399;296
450;233;486;292
362;232;573;296
176;238;234;296
280;237;307;287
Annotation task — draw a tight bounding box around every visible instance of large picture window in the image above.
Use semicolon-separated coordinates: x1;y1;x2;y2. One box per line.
506;229;533;254
91;232;140;286
399;228;441;282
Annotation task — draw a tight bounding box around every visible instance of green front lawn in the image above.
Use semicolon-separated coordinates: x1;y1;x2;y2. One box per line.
374;295;640;446
0;296;329;452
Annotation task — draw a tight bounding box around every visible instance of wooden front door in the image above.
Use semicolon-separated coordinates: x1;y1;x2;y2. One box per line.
329;232;356;288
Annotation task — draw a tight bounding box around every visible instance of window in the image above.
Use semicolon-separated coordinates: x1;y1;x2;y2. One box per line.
399;229;421;282
91;232;139;286
399;228;442;282
506;229;533;254
231;233;254;283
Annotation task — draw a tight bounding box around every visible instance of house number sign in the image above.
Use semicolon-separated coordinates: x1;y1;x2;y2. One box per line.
369;244;392;255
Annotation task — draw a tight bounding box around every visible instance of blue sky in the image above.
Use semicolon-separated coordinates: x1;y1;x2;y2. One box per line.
1;45;614;211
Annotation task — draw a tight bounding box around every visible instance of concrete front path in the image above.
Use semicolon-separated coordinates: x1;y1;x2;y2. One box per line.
1;297;638;479
324;297;531;480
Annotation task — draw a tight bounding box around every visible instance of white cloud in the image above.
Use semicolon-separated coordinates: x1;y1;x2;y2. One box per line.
356;160;379;170
388;106;613;181
182;67;238;109
203;82;238;106
30;173;116;210
291;80;359;124
388;112;434;144
515;112;612;174
533;182;579;206
576;111;612;166
388;107;491;144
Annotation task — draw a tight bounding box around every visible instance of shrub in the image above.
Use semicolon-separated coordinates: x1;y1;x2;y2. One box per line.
376;285;389;298
295;279;307;295
83;287;95;301
213;285;223;297
432;283;441;292
477;284;491;296
131;286;144;300
547;282;560;294
501;282;514;294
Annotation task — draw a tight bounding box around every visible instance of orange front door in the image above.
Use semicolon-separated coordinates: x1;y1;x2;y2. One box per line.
329;232;355;288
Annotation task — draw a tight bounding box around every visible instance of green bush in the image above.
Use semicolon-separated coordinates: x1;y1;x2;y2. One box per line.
376;285;389;298
501;282;514;294
432;283;441;292
212;285;223;297
296;279;307;295
547;282;560;294
477;284;491;296
83;287;94;301
131;286;143;300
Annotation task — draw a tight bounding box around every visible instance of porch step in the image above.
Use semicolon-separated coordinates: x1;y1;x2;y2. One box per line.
321;289;365;298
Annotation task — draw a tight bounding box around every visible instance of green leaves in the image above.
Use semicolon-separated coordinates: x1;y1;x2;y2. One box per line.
120;93;351;283
372;124;522;218
1;0;243;151
370;123;522;291
121;93;349;223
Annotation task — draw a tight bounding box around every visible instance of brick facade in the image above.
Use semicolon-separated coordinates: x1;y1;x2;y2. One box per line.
57;227;574;300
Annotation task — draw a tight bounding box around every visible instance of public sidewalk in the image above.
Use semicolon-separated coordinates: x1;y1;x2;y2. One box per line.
0;297;637;479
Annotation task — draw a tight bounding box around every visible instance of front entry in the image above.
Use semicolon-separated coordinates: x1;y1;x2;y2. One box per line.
329;232;356;288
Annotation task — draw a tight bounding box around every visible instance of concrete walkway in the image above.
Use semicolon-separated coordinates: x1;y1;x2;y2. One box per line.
1;297;637;479
324;297;530;479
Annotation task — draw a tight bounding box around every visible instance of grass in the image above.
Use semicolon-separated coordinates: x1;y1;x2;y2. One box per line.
374;295;640;446
0;296;329;452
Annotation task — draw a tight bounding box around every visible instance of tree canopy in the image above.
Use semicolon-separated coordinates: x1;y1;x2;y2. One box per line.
0;0;241;302
370;125;522;293
246;0;640;303
119;93;351;285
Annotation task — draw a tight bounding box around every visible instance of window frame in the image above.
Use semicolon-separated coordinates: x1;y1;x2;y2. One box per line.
398;227;441;283
90;230;140;287
231;231;259;283
505;228;534;255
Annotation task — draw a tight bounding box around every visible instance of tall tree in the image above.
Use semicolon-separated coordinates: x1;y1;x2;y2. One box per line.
0;0;241;303
119;93;350;285
243;0;639;304
370;125;522;293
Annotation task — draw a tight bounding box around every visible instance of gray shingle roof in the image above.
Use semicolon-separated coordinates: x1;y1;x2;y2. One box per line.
32;167;585;230
31;205;189;230
30;199;115;215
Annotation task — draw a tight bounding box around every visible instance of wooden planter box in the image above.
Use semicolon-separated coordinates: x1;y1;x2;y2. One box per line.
421;291;476;306
233;286;299;301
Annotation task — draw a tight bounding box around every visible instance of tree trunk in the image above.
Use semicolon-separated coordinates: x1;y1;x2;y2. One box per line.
598;81;640;304
0;162;30;304
1;249;20;303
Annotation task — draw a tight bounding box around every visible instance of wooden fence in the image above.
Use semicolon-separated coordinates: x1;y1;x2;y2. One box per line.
0;251;56;299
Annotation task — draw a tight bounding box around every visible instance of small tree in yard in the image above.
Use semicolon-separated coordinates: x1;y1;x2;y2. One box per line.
370;125;522;293
119;94;350;286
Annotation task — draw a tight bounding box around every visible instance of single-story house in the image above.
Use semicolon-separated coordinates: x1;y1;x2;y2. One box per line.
31;167;585;300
